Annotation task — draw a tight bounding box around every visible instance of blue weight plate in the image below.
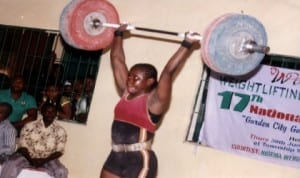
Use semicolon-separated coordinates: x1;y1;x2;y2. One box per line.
202;13;268;76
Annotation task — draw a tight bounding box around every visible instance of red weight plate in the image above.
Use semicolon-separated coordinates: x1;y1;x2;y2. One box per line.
60;0;120;51
201;13;235;73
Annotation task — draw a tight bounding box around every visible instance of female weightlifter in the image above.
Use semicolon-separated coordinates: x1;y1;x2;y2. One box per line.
100;24;199;178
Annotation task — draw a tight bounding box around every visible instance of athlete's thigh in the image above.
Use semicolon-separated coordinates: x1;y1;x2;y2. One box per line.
100;169;120;178
123;150;158;178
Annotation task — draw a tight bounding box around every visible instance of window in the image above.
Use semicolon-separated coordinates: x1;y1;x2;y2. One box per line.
0;24;101;124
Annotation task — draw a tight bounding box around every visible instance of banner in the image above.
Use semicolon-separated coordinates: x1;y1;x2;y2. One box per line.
199;65;300;168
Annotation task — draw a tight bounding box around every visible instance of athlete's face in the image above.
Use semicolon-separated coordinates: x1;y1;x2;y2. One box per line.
127;68;151;96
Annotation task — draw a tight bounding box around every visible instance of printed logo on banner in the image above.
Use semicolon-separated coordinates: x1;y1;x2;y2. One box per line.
199;65;300;168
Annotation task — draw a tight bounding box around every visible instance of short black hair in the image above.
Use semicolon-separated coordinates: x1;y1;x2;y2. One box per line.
0;102;13;118
130;63;158;89
41;103;57;114
12;75;26;83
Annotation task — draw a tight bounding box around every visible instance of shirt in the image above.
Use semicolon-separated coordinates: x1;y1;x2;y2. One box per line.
0;89;37;122
0;119;17;155
19;117;67;158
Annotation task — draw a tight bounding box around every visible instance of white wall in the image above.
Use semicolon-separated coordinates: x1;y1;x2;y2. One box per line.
1;0;300;178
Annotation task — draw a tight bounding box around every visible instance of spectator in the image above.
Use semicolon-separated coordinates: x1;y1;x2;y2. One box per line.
39;83;72;120
83;75;95;113
0;103;68;178
0;102;17;164
84;75;96;101
0;76;37;134
71;79;89;123
62;80;73;99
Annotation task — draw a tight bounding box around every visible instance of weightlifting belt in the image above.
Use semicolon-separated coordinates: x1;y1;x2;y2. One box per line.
111;140;152;152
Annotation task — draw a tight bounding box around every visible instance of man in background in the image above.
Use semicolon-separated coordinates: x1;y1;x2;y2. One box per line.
0;76;37;135
0;102;17;164
0;103;68;178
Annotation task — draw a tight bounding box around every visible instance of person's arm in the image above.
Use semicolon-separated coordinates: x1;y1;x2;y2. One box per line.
17;147;62;167
42;151;62;162
58;102;72;120
17;125;41;167
17;147;32;162
0;127;17;155
110;24;129;96
31;151;63;167
13;108;37;132
148;32;200;115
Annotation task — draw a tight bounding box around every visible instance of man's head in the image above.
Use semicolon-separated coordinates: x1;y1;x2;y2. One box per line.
0;102;13;122
41;103;58;126
11;75;26;93
45;83;62;101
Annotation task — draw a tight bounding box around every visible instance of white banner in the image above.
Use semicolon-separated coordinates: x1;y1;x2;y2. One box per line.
199;65;300;168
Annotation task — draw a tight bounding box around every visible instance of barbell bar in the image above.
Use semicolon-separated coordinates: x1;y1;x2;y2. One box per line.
99;22;203;40
96;21;269;54
59;0;270;76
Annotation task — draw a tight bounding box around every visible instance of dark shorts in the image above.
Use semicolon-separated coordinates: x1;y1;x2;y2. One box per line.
102;150;157;178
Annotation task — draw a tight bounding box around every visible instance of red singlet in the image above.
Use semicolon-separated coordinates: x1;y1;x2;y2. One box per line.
114;94;156;133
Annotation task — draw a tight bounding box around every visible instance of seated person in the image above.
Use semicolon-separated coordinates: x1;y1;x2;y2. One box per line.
39;83;72;120
0;102;17;164
0;76;37;135
0;103;68;178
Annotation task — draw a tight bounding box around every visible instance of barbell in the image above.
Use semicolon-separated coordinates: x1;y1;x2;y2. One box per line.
59;0;270;76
